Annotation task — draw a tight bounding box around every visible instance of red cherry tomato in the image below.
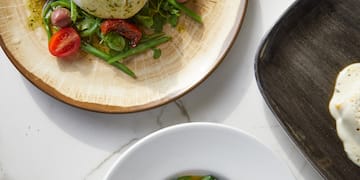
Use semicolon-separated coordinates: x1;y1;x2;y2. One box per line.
49;27;81;57
100;19;142;47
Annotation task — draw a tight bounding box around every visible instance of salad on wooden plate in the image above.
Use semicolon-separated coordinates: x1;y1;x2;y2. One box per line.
37;0;202;78
0;0;247;112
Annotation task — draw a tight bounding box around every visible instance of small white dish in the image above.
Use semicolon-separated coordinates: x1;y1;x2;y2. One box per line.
103;122;295;180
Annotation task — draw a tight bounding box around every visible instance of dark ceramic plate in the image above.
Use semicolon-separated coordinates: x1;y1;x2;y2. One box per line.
255;0;360;179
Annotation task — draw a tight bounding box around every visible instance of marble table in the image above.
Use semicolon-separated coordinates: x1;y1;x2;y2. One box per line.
0;0;324;179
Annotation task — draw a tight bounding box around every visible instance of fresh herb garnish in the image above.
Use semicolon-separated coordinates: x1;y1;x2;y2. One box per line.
152;48;162;59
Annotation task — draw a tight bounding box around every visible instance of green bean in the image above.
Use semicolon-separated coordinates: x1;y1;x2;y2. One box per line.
43;10;53;40
81;43;137;78
81;42;110;59
140;32;166;43
108;36;171;63
42;0;53;17
167;0;202;23
70;0;78;23
111;62;137;79
42;0;54;40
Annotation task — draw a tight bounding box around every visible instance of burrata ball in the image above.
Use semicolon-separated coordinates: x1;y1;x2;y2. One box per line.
73;0;148;19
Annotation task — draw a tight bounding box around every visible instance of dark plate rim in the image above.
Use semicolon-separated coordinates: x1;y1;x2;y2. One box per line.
254;0;326;179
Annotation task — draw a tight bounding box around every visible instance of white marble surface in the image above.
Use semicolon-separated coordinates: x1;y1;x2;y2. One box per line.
0;0;324;180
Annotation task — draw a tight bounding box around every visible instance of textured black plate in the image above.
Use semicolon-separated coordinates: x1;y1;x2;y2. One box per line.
255;0;360;179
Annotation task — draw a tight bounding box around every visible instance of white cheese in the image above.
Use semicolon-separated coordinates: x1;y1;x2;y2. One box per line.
73;0;148;19
329;63;360;166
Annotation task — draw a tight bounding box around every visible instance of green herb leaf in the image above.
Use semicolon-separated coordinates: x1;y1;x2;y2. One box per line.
168;14;179;27
152;48;161;59
152;14;167;32
135;15;154;28
76;17;100;37
103;32;127;52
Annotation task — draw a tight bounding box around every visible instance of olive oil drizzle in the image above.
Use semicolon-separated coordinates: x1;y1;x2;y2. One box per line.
27;0;46;29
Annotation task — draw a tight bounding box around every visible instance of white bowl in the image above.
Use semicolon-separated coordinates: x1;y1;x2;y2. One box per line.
104;122;295;180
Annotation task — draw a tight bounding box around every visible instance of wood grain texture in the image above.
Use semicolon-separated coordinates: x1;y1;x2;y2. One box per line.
255;0;360;179
0;0;247;113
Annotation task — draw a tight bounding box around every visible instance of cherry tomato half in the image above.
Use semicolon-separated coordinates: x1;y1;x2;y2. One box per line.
49;27;81;57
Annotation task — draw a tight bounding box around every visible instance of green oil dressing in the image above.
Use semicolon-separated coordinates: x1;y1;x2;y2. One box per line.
27;0;46;30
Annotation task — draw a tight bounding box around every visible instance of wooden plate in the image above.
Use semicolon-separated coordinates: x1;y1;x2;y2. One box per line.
0;0;248;113
255;0;360;179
